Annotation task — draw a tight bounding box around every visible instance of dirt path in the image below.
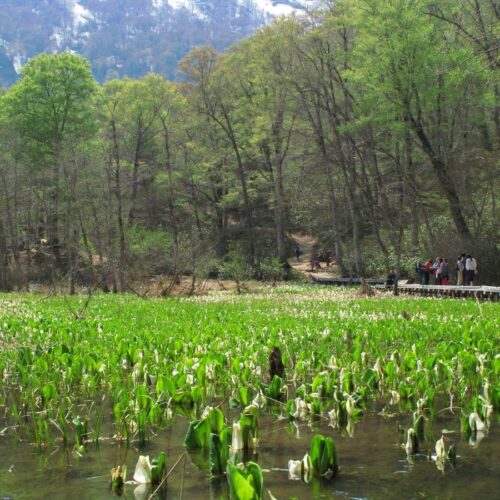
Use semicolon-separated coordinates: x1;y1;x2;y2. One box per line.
289;234;339;279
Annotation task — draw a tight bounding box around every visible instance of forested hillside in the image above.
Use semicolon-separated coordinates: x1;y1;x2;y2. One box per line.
0;0;498;291
0;0;315;85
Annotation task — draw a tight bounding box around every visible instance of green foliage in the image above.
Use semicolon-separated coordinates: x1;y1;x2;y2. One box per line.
151;452;167;485
2;52;97;159
226;461;264;500
310;434;338;478
126;226;174;274
218;250;254;287
258;258;288;282
209;428;232;476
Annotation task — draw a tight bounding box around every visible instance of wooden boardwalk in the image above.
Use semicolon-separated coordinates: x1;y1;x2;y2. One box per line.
390;284;500;301
310;276;385;286
310;274;500;300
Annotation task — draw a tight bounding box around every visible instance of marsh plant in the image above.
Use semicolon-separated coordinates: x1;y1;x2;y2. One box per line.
0;290;497;496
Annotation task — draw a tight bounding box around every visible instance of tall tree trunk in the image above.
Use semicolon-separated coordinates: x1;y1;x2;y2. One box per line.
409;116;472;244
160;116;179;276
128;134;142;224
111;119;126;292
405;128;419;253
220;106;256;264
0;218;9;291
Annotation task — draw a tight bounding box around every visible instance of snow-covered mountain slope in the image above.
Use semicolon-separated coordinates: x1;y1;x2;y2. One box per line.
0;0;319;86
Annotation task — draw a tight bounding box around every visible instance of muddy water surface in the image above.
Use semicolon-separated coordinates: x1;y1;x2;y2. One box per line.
1;407;498;500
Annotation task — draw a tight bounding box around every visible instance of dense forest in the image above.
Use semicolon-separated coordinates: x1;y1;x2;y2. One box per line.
0;0;498;291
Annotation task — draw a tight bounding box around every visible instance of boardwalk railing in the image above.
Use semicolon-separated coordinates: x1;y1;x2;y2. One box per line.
388;284;500;301
310;274;500;301
310;276;385;286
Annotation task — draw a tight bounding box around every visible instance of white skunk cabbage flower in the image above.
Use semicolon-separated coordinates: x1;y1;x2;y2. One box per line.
346;417;355;438
416;398;426;414
293;398;307;420
389;390;400;405
345;393;356;416
469;412;486;432
205;363;215;380
288;459;302;479
243;402;260;415
132;364;141;385
328;408;338;427
361;352;367;366
478;396;493;422
251;391;267;409
434;436;446;461
133;455;152;483
405;428;417;454
483;380;490;403
476;353;486;374
328;355;337;369
201;406;213;420
252;434;259;450
231;421;244;451
288;453;311;480
281;384;289;399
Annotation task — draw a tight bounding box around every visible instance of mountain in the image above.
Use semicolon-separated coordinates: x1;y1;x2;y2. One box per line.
0;0;317;86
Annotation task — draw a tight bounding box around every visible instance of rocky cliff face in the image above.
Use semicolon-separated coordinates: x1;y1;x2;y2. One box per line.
0;0;316;85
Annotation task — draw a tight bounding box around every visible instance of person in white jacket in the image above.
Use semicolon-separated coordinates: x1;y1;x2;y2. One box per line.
465;255;477;285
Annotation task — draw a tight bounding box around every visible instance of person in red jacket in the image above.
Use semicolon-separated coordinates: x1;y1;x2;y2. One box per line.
424;260;432;285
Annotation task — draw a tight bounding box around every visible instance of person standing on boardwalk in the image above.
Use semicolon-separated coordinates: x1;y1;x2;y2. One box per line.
461;253;466;285
416;261;425;284
465;255;477;285
424;260;432;285
441;259;449;285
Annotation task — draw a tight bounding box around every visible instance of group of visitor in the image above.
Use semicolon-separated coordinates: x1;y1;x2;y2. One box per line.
455;253;478;286
415;254;477;286
295;245;332;271
415;258;449;285
309;251;331;271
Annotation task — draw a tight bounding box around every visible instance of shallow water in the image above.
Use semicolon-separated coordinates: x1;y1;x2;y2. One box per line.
1;405;498;500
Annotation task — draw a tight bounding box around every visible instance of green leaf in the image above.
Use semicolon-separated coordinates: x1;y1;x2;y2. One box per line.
226;461;263;500
184;418;210;449
310;434;337;477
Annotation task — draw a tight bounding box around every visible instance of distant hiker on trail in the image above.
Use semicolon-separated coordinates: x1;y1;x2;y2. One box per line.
325;252;331;267
465;255;477;285
315;255;322;270
310;254;316;271
456;255;464;286
295;245;301;262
